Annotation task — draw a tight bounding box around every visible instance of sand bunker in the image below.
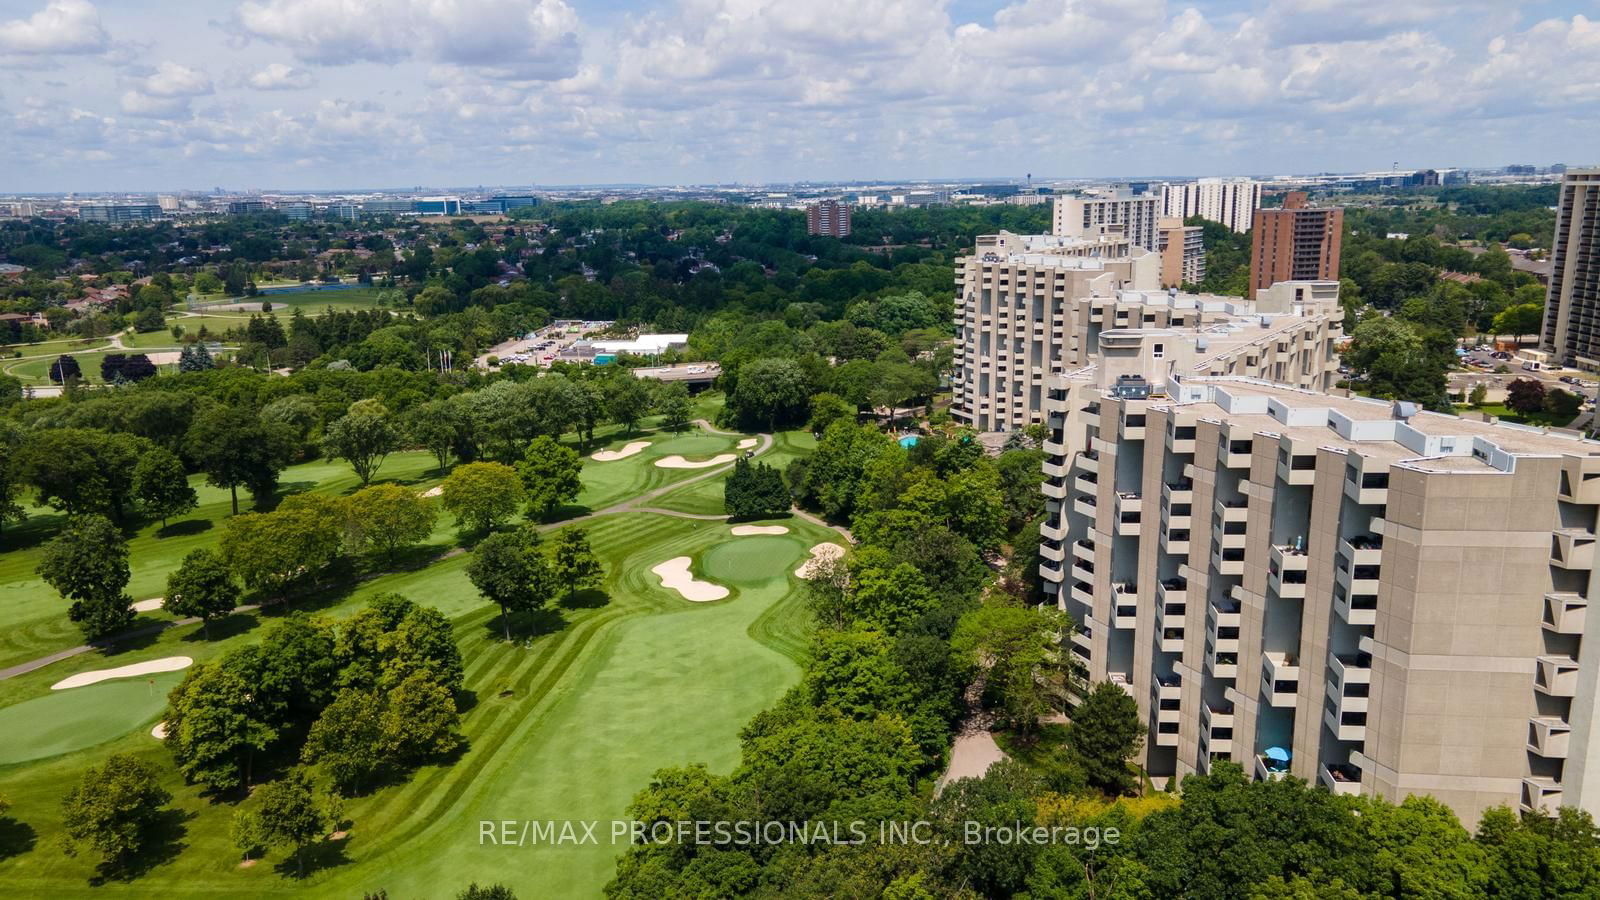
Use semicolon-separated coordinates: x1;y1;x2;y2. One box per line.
151;721;169;740
651;557;729;602
794;543;847;579
593;440;651;462
132;598;164;612
737;438;758;449
655;453;736;469
51;656;194;691
731;524;789;536
420;485;444;498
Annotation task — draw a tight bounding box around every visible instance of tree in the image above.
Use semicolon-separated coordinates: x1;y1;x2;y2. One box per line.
38;514;134;640
995;449;1046;534
808;392;855;433
323;398;400;485
380;670;462;760
724;457;791;519
1507;378;1546;415
342;483;438;563
1468;381;1489;407
515;435;583;521
730;357;810;431
253;769;327;877
604;375;654;434
178;341;214;373
656;381;692;431
14;428;119;517
164;548;238;638
232;807;269;863
1066;681;1144;796
100;353;158;382
60;754;172;872
132;447;197;527
1490;302;1544;340
952;603;1067;735
457;885;518;900
441;461;527;533
187;405;292;515
404;398;468;472
165;655;276;792
218;494;345;596
302;689;386;793
466;528;554;641
48;354;82;383
550;526;603;600
1547;387;1583;420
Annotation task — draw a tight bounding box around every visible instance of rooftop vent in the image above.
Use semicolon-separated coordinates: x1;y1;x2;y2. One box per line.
1392;401;1420;421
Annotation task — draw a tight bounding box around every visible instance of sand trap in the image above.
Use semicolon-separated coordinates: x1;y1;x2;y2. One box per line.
737;438;758;449
655;453;736;469
51;656;194;691
420;485;444;498
132;597;164;612
651;557;729;602
794;543;847;579
151;721;169;740
593;440;651;462
731;524;789;536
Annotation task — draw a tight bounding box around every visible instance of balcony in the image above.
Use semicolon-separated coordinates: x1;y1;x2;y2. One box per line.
1041;540;1066;563
1334;557;1381;596
1071;580;1094;605
1218;527;1249;550
1163;527;1191;556
1207;643;1239;679
1270;544;1309;572
1529;716;1572;759
1078;450;1099;475
1339;534;1384;568
1040;559;1064;582
1558;457;1600;504
1043;392;1069;415
1042;437;1068;456
1522;778;1564;816
1276;453;1318;485
1162;479;1194;506
1108;671;1134;697
1327;650;1372;692
1535;655;1580;697
1159;627;1185;654
1323;705;1367;742
1116;493;1143;537
1155;673;1183;702
1262;652;1300;708
1113;603;1138;630
1073;494;1097;519
1120;414;1146;441
1207;604;1242;655
1155;722;1180;748
1344;470;1389;506
1256;754;1291;782
1211;546;1245;576
1269;563;1308;600
1220;440;1253;469
1552;528;1596;570
1072;538;1096;563
1043;477;1068;500
1320;763;1362;797
1543;591;1589;635
1215;497;1249;523
1202;702;1235;753
1040;520;1065;542
1334;588;1377;626
1043;458;1068;479
1166;425;1197;455
1157;577;1187;607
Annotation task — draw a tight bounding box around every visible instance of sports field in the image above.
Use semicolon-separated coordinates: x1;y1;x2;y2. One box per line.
0;414;832;895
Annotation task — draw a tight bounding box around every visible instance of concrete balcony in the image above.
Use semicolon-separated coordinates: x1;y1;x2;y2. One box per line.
1256;754;1291;782
1115;492;1142;537
1040;520;1065;542
1276;456;1318;485
1042;478;1068;500
1078;451;1099;475
1166;427;1196;455
1219;441;1252;469
1535;656;1581;697
1558;457;1600;505
1215;497;1249;523
1211;547;1245;576
1543;591;1588;635
1042;438;1068;456
1107;672;1134;697
1162;479;1194;506
1323;706;1367;742
1158;578;1188;607
1043;458;1068;479
1202;702;1235;753
1320;763;1362;797
1162;501;1193;531
1218;529;1249;550
1119;415;1146;441
1334;588;1377;626
1339;535;1384;568
1071;628;1093;653
1073;494;1098;519
1162;528;1191;556
1206;643;1239;679
1552;528;1596;570
1327;650;1372;692
1041;541;1066;563
1270;544;1309;572
1072;538;1096;563
1155;725;1179;748
1159;628;1185;654
1070;580;1094;606
1269;564;1308;600
1112;602;1139;630
1522;778;1564;816
1262;651;1300;708
1529;715;1572;759
1040;559;1064;583
1343;473;1389;506
1334;559;1380;596
1043;393;1069;415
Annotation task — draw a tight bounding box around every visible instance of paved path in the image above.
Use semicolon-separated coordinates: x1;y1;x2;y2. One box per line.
934;731;1008;795
0;604;261;682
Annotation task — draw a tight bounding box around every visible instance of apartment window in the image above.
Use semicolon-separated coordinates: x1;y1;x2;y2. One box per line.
1153;343;1165;359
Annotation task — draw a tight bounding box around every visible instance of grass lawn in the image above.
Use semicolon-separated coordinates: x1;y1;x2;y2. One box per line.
0;511;828;896
573;429;752;512
192;287;390;316
650;429;818;517
3;347;126;385
0;671;188;766
1467;402;1574;428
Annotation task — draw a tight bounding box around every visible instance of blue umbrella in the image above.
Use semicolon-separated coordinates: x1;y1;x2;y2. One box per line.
1264;746;1290;762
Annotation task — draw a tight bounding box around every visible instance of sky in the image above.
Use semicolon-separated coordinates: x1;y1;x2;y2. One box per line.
0;0;1597;191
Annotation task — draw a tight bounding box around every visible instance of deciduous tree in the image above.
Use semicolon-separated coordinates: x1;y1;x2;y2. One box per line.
515;435;582;521
253;769;327;877
466;527;554;641
164;548;238;638
341;483;438;563
60;754;171;873
187;405;293;514
441;461;527;534
550;526;603;601
323;398;400;485
133;446;197;527
37;514;134;639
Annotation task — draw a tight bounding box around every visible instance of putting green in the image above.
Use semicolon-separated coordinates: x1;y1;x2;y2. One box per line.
700;535;805;586
0;671;185;765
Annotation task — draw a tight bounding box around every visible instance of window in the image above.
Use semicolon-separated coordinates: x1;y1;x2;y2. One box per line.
1153;343;1165;359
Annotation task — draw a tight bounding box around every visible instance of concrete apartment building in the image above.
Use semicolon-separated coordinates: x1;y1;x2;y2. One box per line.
1249;192;1344;298
806;200;851;237
1040;349;1600;824
78;204;162;223
1162;178;1263;234
1159;217;1206;288
950;229;1340;431
1541;168;1600;369
1054;190;1162;251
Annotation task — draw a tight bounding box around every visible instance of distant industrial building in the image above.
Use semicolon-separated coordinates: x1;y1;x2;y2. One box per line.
413;197;462;216
1249;192;1343;299
78;204;162;223
1161;179;1262;234
331;203;360;221
806;200;851;237
1541;168;1600;369
1054;189;1163;252
1158;217;1206;288
280;202;313;220
590;333;690;356
228;200;269;215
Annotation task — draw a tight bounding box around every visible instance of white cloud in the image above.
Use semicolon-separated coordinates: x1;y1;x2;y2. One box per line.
0;0;108;55
247;62;315;90
234;0;580;78
140;61;213;97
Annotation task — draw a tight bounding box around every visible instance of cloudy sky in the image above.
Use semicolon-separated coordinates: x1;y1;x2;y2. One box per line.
1;0;1596;191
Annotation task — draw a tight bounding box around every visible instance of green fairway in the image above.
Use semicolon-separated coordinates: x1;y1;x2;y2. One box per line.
0;671;186;766
576;429;751;511
651;429;817;516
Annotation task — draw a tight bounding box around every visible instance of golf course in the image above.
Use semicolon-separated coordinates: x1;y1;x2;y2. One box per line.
0;398;843;895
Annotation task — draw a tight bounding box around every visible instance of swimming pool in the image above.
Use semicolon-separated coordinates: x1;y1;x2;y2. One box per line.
898;435;919;448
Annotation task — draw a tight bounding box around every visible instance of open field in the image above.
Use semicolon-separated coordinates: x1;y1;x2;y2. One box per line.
193;286;391;315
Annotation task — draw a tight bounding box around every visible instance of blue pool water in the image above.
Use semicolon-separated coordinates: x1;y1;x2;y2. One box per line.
898;435;920;448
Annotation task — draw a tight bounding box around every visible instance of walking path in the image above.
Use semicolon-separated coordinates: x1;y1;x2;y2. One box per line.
934;678;1008;795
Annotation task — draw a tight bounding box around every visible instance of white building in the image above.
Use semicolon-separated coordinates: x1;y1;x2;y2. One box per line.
1054;190;1163;252
590;333;689;355
1160;179;1263;234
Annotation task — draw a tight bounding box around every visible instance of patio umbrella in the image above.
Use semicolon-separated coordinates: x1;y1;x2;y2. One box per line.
1264;746;1290;762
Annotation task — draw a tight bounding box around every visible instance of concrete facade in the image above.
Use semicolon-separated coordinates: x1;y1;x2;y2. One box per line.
806;200;851;237
1161;179;1262;234
1054;191;1162;251
1159;217;1206;288
1541;169;1600;369
1041;367;1600;826
1250;192;1344;299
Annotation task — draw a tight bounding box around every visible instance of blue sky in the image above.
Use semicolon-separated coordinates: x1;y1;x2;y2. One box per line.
1;0;1596;191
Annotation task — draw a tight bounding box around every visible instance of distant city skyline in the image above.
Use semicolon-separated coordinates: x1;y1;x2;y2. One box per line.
1;0;1597;191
